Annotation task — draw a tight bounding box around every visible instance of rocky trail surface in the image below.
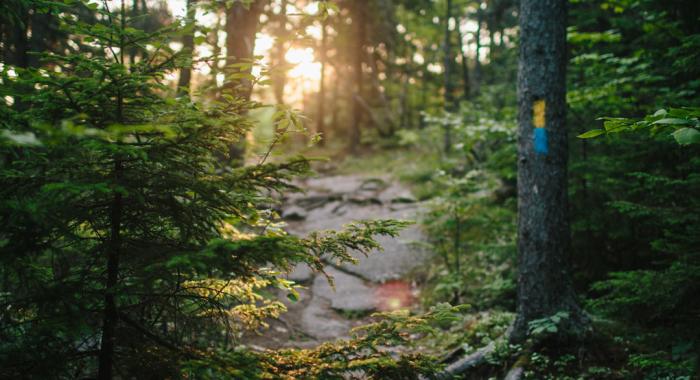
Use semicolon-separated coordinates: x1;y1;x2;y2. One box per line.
244;174;432;349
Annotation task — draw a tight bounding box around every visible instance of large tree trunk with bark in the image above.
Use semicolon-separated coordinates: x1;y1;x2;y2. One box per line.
511;0;587;342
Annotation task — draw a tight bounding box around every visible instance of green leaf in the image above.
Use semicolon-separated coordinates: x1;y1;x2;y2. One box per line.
651;118;690;126
672;128;700;145
577;129;606;138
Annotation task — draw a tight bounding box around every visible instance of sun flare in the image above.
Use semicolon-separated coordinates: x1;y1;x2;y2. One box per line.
285;47;322;81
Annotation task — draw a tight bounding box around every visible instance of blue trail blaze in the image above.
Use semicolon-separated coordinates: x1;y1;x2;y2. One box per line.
534;128;549;155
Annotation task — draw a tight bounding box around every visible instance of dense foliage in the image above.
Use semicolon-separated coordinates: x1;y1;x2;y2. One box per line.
0;1;423;377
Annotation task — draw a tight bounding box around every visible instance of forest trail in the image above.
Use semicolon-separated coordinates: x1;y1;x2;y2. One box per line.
244;174;431;349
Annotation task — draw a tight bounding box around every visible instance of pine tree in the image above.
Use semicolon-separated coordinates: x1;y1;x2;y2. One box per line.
0;1;407;377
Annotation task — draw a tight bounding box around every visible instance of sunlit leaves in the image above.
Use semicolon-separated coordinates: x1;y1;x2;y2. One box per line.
579;108;700;145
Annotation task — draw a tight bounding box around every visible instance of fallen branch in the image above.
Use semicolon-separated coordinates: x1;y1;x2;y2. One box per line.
435;340;497;379
504;366;524;380
320;257;374;283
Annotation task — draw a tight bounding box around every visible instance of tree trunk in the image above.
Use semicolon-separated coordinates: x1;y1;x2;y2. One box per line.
209;13;224;100
457;18;470;100
316;17;327;146
177;0;196;96
97;6;127;377
474;2;482;96
349;1;366;152
128;0;139;64
272;0;288;105
96;161;123;380
442;0;454;153
331;67;340;134
224;0;264;161
511;0;587;342
225;0;264;100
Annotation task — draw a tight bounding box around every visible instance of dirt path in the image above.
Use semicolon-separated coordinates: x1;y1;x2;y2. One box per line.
244;174;432;349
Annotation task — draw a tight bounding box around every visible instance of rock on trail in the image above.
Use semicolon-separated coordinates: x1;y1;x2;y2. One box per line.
243;174;431;349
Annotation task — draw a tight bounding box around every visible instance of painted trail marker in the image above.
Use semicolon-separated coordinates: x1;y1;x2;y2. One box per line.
533;99;548;155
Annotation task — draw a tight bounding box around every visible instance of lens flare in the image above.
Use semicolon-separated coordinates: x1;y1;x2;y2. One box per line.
374;280;415;311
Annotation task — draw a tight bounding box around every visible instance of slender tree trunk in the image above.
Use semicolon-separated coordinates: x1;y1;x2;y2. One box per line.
177;0;196;96
6;11;29;112
419;69;427;129
474;2;482;96
350;1;366;152
128;0;138;64
272;0;288;104
209;13;224;100
442;0;454;153
316;17;327;146
331;67;340;134
457;18;470;100
368;51;395;137
511;0;587;342
97;4;127;378
399;46;412;129
96;161;123;380
28;9;51;68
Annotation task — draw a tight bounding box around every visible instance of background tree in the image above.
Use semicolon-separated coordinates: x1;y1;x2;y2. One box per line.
177;0;197;95
224;0;265;100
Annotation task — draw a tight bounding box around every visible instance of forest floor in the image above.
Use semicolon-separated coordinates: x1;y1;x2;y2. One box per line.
243;172;432;349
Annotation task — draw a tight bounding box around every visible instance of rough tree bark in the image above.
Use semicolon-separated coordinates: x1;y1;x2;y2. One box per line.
511;0;587;342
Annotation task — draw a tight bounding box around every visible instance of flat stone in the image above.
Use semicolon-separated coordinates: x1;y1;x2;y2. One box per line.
378;182;417;204
299;175;368;195
313;267;376;312
300;293;351;340
338;223;428;282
